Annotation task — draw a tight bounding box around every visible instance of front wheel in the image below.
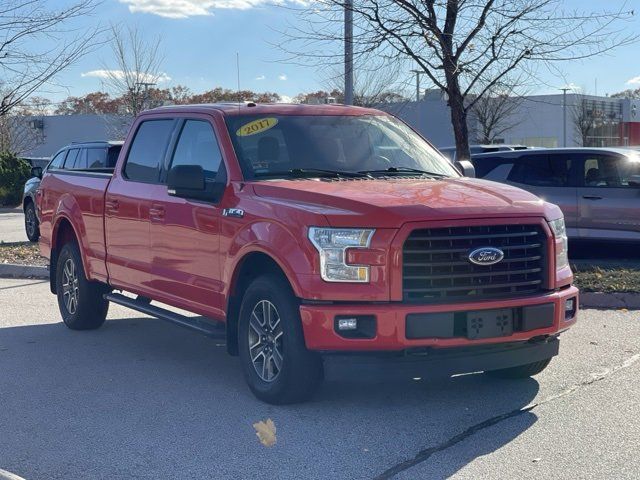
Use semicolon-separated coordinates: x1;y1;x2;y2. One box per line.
238;274;323;404
24;202;40;242
56;242;109;330
485;358;552;379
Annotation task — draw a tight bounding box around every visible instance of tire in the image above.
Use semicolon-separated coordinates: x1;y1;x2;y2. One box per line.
485;358;552;379
24;202;40;242
238;274;323;404
56;241;109;330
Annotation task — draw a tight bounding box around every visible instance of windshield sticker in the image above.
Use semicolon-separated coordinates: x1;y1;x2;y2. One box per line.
236;117;278;137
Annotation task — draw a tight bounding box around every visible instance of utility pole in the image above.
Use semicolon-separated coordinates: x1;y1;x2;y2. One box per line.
344;0;354;105
560;87;570;147
410;70;423;101
136;81;156;112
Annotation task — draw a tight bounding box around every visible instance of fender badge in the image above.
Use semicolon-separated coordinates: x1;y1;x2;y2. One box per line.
223;208;244;218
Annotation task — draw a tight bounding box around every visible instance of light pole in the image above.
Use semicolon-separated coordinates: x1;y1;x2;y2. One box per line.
410;70;423;102
560;87;570;147
344;0;354;105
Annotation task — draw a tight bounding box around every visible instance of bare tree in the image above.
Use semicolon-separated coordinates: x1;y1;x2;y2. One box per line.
281;1;636;159
0;1;102;117
322;57;410;106
470;82;524;144
102;25;165;115
0;115;44;156
573;94;595;147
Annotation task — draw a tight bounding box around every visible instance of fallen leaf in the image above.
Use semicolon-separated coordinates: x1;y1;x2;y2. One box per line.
532;458;542;463
589;341;598;345
253;418;277;447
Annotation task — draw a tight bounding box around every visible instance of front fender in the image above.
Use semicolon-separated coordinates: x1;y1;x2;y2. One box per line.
224;219;315;299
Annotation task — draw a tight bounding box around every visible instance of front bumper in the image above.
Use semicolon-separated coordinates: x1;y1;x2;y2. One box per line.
299;286;578;351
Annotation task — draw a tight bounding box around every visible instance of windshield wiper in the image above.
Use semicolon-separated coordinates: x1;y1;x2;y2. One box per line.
254;168;370;179
358;166;448;177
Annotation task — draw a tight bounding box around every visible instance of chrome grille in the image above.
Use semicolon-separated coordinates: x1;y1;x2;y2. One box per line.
402;224;548;303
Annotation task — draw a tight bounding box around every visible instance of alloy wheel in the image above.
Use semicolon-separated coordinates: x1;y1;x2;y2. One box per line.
61;258;79;315
25;208;36;237
248;300;284;382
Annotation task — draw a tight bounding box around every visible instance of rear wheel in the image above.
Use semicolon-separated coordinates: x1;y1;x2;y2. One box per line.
24;202;39;242
238;274;323;404
485;358;552;379
56;242;109;330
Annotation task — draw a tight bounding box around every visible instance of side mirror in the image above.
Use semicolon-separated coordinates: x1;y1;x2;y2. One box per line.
31;166;43;179
167;164;226;202
455;160;476;178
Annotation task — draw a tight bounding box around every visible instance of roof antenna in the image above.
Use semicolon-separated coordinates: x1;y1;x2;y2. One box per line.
236;52;241;113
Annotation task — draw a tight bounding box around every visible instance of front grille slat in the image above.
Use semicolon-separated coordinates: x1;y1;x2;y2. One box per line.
402;224;548;303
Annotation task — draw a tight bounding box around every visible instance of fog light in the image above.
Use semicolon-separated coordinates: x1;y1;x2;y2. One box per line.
337;318;358;330
565;298;576;320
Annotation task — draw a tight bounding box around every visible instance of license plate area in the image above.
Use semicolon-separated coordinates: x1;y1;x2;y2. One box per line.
466;308;513;339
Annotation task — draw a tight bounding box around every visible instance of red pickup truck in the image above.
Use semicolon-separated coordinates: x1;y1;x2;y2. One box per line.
37;103;578;404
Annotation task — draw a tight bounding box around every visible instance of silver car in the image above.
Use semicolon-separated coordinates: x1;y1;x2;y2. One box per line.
471;148;640;242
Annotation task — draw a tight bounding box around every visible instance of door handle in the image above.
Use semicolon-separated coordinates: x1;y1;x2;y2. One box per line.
149;204;165;221
105;199;119;212
582;195;603;200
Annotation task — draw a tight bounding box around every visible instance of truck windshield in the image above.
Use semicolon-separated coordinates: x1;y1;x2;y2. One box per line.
225;114;458;180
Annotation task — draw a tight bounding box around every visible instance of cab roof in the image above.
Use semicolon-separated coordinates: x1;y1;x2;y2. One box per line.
146;102;386;117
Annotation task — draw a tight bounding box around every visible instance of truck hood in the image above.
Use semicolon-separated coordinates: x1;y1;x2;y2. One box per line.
252;177;558;228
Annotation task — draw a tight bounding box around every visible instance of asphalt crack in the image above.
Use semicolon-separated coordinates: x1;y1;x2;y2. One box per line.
374;353;640;479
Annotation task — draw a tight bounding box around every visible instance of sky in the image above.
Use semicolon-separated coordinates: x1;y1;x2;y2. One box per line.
31;0;640;104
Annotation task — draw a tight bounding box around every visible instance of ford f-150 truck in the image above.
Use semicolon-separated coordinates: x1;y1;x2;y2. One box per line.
37;103;578;404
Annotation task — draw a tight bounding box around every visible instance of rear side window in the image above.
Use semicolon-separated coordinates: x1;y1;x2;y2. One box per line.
63;149;81;169
170;120;222;179
508;155;570;187
124;120;174;183
49;151;67;169
85;148;108;169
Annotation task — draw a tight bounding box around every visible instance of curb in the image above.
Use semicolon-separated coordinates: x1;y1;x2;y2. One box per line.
580;292;640;310
0;263;49;280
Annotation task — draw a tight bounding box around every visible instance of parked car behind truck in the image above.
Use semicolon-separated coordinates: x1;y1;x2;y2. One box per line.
471;147;640;242
23;141;122;242
36;104;578;404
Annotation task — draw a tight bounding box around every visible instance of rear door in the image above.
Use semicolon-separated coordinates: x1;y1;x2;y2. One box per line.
506;153;579;231
576;152;640;241
105;118;176;294
147;117;227;318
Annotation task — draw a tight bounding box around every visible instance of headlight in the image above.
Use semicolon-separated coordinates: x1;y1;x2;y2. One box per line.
548;217;569;270
308;227;375;282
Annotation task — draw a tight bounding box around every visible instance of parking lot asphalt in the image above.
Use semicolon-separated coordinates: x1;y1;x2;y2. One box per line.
0;278;639;479
0;209;27;244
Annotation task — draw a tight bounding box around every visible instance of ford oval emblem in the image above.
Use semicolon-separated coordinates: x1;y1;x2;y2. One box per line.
468;247;504;266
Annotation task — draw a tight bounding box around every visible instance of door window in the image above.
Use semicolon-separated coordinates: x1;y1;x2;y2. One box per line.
508;155;571;187
170;120;223;180
581;154;640;188
124;120;174;183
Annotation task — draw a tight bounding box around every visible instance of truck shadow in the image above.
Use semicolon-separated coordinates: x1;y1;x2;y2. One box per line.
0;316;540;479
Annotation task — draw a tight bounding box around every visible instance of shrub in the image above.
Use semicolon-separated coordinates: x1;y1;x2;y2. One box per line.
0;152;31;207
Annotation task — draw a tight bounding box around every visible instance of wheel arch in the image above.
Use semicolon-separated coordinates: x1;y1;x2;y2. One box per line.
49;216;84;294
225;251;294;356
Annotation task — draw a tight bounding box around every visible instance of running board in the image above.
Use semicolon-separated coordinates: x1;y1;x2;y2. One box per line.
104;292;225;339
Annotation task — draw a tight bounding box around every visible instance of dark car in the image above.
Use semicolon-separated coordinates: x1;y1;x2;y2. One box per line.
23;141;123;242
470;147;640;242
439;144;531;161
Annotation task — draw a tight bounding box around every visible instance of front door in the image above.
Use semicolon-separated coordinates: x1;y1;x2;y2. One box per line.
148;118;226;319
576;153;640;241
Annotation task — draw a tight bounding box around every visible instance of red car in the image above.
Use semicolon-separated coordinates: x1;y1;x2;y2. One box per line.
37;103;578;404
